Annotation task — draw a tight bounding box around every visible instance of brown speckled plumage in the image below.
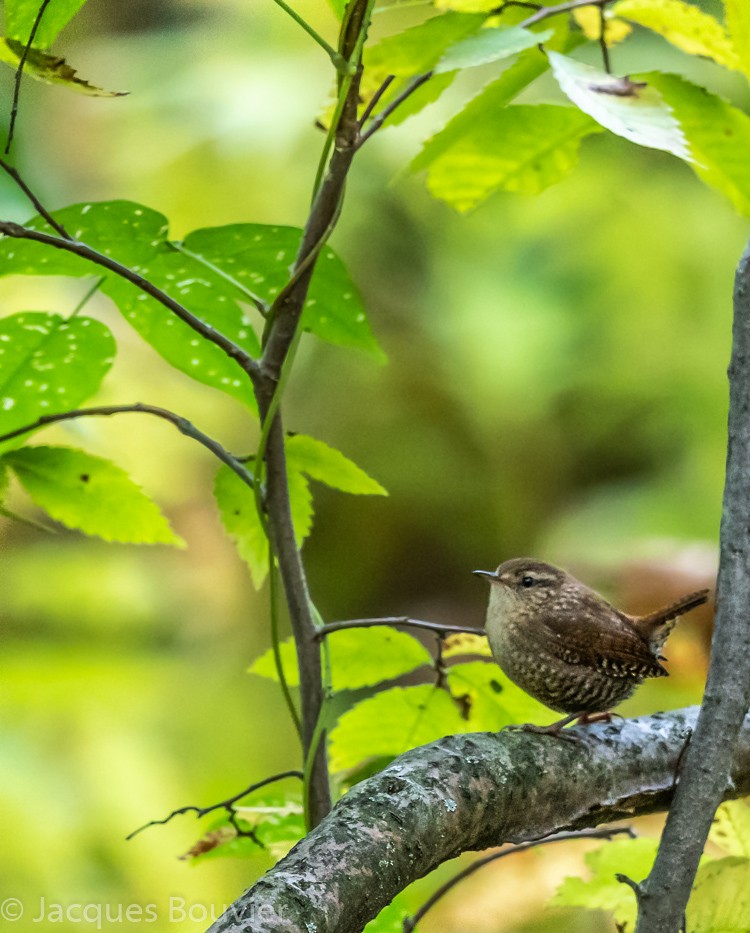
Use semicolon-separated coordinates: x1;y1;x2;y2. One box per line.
476;558;709;722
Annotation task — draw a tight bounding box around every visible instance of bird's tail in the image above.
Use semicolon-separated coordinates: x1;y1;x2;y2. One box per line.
633;588;710;652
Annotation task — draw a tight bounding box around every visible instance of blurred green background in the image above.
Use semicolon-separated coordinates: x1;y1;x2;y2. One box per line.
0;0;746;930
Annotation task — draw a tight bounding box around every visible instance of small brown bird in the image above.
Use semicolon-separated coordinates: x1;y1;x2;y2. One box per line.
474;558;710;734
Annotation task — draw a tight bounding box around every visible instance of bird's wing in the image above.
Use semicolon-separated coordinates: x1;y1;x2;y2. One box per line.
539;593;666;679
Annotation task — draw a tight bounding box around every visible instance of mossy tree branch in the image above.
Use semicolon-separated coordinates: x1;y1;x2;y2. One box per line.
206;707;750;933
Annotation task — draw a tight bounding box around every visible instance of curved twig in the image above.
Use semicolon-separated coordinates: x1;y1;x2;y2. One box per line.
404;826;636;931
315;617;481;640
127;770;303;841
0;404;255;488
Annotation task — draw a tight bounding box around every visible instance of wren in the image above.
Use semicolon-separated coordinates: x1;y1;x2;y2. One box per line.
475;558;709;735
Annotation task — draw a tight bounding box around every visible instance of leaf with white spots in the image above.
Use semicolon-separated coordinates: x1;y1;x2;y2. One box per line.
0;312;115;453
3;446;184;545
549;52;693;161
0;201;260;408
182;225;384;360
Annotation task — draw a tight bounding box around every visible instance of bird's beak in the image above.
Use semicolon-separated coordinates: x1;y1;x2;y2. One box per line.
473;569;498;582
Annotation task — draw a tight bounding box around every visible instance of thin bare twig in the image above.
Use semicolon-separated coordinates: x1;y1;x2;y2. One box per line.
126;770;303;840
519;0;610;28
356;73;433;148
403;826;636;931
358;74;395;127
0;404;255;489
0;157;71;238
315;617;481;640
0;221;260;380
6;0;53;153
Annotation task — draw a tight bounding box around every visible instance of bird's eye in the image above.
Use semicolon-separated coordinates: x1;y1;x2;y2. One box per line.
521;576;535;588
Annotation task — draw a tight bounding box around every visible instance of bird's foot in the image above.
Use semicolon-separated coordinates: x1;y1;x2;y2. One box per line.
503;713;587;744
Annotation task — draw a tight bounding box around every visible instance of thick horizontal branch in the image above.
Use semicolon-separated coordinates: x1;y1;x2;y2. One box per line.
0;404;255;488
207;707;750;933
0;221;259;381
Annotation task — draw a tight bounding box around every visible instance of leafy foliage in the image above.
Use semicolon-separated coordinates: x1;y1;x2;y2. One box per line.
215;435;385;587
250;627;432;691
709;800;750;858
0;311;115;452
3;446;183;545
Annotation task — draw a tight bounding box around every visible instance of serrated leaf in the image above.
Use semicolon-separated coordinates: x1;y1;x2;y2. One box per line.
411;47;552;174
0;311;115;453
549;52;691;161
0;201;259;407
447;660;559;728
553;838;660;931
725;0;750;80
687;858;750;933
710;801;750;857
6;0;88;48
3;446;183;545
365;12;485;76
0;40;126;96
214;465;268;588
645;72;750;216
286;434;387;496
612;0;740;71
423;103;600;212
572;7;632;44
182;224;382;360
250;627;432;691
436;25;553;74
328;684;467;771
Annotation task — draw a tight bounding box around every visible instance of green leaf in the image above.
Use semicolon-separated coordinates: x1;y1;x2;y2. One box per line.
710;801;750;857
0;40;127;95
645;72;750;216
422;103;600;212
4;446;183;545
0;201;259;407
553;838;660;930
249;627;432;691
181;224;383;360
0;311;115;453
612;0;741;71
722;0;750;80
363;896;411;933
548;52;691;161
286;434;387;495
687;857;750;933
364;12;485;76
435;25;553;74
214;465;268;588
447;661;559;729
411;47;552;174
6;0;88;48
328;684;467;771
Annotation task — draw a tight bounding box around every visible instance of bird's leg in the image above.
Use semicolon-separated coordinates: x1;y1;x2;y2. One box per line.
503;712;584;743
576;711;620;725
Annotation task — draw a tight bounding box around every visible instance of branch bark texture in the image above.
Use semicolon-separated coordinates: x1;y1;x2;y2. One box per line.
634;240;750;931
207;708;750;933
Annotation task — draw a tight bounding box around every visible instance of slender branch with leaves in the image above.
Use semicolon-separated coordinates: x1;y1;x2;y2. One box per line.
3;0;750;931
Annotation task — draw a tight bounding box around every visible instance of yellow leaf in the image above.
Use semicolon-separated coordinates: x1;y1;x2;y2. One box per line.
573;7;632;44
613;0;741;71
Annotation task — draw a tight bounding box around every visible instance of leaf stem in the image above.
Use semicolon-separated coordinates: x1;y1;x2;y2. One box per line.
69;276;106;318
270;0;348;72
